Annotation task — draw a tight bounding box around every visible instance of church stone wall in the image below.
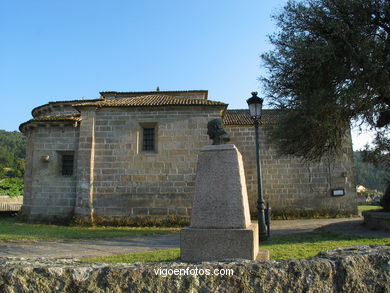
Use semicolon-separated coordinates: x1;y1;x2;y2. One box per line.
21;125;79;222
85;106;222;221
21;105;357;223
226;125;357;217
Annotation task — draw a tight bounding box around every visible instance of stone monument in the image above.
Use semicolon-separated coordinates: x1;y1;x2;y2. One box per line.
181;119;268;261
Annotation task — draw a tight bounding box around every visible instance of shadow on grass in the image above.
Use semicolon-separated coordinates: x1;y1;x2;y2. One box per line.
0;217;177;241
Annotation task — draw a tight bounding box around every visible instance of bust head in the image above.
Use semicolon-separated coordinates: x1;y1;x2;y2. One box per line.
207;118;230;145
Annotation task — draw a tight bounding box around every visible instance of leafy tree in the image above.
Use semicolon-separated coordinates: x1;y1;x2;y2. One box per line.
0;178;23;197
261;0;390;195
0;146;13;167
0;130;26;179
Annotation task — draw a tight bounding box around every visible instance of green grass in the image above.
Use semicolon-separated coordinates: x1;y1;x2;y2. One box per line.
2;217;388;263
0;218;177;241
83;249;181;263
260;231;389;259
358;205;383;211
82;231;390;263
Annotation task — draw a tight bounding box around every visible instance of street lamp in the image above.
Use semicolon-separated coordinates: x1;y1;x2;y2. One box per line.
246;92;268;241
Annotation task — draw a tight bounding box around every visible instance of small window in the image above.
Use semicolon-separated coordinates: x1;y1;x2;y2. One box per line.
142;127;155;151
61;154;74;176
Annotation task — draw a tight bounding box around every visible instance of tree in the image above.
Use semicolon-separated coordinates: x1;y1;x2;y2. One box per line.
0;130;26;178
261;0;390;192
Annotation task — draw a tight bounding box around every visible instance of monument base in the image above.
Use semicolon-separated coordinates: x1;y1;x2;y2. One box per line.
181;223;269;262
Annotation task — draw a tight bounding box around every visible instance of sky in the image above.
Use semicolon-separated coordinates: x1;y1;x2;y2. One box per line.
0;0;374;150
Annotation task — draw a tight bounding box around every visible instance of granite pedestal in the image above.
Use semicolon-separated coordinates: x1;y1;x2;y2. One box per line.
181;144;268;262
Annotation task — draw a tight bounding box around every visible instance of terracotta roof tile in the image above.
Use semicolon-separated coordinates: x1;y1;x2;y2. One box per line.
100;90;207;96
223;109;284;125
73;95;227;107
31;99;102;117
32;113;81;121
19;114;81;132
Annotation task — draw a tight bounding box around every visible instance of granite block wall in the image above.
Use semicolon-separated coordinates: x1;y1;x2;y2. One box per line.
21;106;357;223
76;106;223;221
226;125;357;217
21;125;79;222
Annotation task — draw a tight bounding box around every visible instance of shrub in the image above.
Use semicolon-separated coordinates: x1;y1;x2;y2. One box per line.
72;215;190;227
0;178;24;196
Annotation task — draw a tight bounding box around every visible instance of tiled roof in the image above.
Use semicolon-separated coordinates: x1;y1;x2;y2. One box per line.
32;113;81;121
223;109;285;125
73;95;227;107
100;90;207;96
32;99;102;117
31;91;211;116
19;114;81;132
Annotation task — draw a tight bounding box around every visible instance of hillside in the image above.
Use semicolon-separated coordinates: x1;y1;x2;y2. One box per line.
0;130;25;196
0;130;26;178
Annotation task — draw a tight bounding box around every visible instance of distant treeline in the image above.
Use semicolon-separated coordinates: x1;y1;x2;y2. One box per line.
0;130;25;178
0;130;25;196
354;151;389;192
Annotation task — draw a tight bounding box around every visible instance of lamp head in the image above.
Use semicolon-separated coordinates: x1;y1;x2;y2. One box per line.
246;92;263;120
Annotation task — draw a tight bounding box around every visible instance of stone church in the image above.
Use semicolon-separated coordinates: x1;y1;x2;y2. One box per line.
19;90;357;223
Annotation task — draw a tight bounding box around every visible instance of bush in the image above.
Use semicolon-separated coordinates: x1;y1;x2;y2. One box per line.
0;178;24;196
72;215;190;227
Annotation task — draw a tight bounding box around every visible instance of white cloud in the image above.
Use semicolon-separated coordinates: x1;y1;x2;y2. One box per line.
351;125;376;151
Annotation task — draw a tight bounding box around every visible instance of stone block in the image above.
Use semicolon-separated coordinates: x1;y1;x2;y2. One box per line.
132;208;148;215
149;208;168;215
181;144;264;262
168;208;187;215
181;223;265;262
190;144;251;229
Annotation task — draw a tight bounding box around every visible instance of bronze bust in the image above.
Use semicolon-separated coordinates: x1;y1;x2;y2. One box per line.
207;118;230;145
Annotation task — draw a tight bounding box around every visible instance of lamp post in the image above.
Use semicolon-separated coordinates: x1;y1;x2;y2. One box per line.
246;92;268;241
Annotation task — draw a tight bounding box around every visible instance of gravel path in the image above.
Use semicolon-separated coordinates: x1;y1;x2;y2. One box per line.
0;233;180;258
0;217;388;258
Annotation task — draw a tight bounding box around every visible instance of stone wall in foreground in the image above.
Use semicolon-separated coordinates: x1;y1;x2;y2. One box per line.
0;246;388;293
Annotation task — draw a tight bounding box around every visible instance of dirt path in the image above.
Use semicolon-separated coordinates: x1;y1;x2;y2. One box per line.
0;217;388;259
0;233;180;258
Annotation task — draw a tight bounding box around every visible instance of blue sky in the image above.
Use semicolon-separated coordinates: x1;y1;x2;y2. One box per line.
0;0;372;149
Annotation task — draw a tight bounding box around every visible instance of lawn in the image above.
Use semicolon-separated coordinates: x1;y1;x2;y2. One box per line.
358;205;383;211
82;230;390;263
0;217;177;241
2;216;388;263
260;230;389;259
83;248;182;263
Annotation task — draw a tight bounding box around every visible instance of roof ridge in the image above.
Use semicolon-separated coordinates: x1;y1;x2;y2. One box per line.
73;95;226;108
115;94;205;99
100;90;208;94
